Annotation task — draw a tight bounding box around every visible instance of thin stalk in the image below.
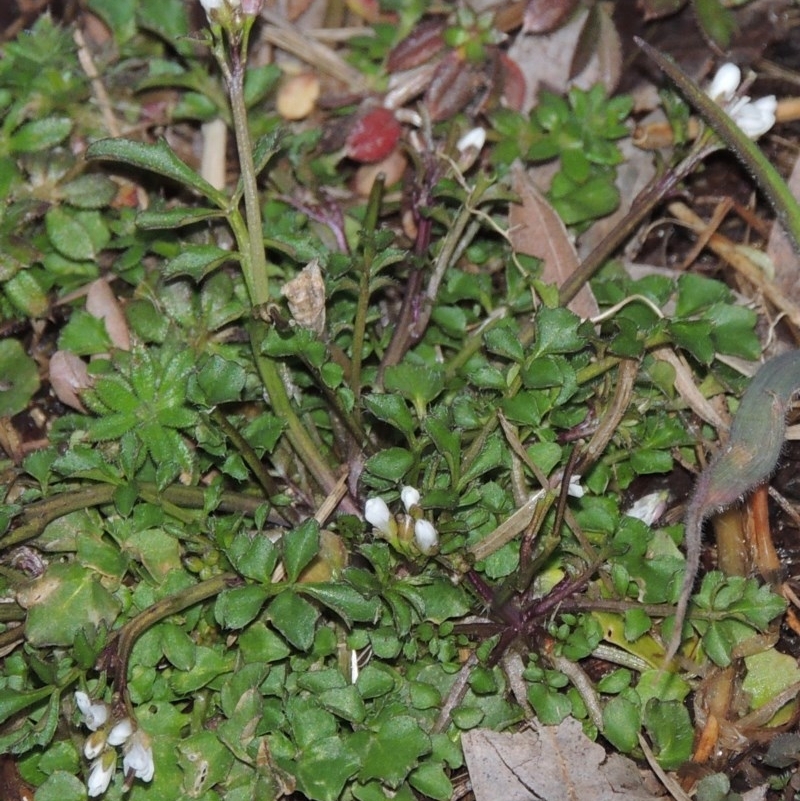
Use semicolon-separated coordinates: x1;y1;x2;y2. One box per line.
351;176;385;419
220;27;349;504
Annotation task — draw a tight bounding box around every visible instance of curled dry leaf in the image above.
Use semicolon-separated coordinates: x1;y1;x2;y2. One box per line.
49;350;90;412
276;73;320;121
281;259;326;336
509;162;599;319
86;278;130;351
523;0;580;34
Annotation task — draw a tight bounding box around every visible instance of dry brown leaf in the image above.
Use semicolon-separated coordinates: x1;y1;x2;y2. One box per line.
49;351;90;412
281;259;326;335
509;162;599;319
507;6;621;113
85;279;130;351
463;717;662;801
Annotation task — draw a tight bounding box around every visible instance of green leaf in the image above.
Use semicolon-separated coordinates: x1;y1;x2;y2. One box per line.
363;394;415;437
45;207;97;261
300;583;381;625
9;117;71;153
268;590;318;650
60;174;118;209
409;761;453;801
0;339;40;417
18;562;120;647
318;686;366;723
602;695;640;752
532;306;585;355
283;519;320;583
29;770;86;801
643;698;693;770
162;244;235;280
706;303;760;359
215;585;270;629
359;716;431;788
675;273;729;316
136;205;226;229
293;736;360;801
694;0;737;48
86;137;227;206
364;447;414;481
225;531;279;583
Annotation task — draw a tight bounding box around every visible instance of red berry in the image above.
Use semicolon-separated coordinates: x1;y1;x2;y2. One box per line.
345;107;402;163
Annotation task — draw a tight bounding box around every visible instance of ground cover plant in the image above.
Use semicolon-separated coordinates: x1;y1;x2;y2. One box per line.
2;1;800;799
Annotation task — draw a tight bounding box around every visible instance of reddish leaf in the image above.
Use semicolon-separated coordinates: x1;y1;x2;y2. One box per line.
523;0;579;34
345;107;402;163
637;0;687;21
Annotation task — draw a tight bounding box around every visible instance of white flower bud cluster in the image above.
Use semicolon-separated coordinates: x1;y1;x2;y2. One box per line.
365;486;439;555
706;62;776;139
75;691;154;797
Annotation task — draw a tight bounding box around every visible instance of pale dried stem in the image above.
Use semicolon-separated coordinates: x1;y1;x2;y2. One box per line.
260;8;369;90
668;200;800;329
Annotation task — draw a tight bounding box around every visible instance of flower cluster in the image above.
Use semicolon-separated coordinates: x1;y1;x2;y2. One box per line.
706;62;776;139
365;486;439;555
75;692;154;797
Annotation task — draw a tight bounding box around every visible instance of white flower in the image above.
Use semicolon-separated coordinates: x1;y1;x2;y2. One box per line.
625;490;669;526
400;486;420;513
567;476;584;498
87;751;116;797
365;497;393;535
108;718;133;747
706;63;776;139
123;730;155;783
198;0;241;22
727;95;777;139
75;691;108;731
414;519;438;554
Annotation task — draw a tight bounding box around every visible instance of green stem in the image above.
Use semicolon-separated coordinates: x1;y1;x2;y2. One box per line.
225;25;270;307
636;37;800;253
351;176;385;418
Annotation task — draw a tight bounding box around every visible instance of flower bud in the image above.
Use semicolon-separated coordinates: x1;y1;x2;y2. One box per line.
108;718;134;747
400;486;421;513
414;519;438;554
706;63;740;103
84;730;107;761
123;730;155;783
365;497;394;536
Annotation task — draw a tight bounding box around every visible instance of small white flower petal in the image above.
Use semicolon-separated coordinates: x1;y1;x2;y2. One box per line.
707;62;741;102
108;718;133;747
75;692;108;731
625;490;669;525
87;752;115;797
732;94;776;138
567;476;584;498
365;497;392;534
400;486;421;513
75;691;91;716
123;731;155;783
414;519;438;554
